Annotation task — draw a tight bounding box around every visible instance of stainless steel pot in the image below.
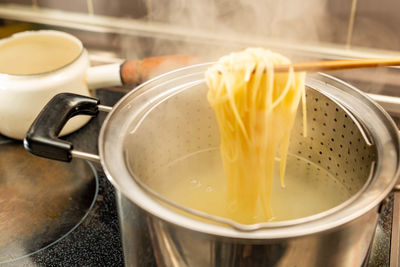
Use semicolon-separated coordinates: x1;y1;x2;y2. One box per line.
24;63;400;267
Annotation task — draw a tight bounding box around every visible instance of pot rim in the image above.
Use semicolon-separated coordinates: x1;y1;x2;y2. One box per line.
99;63;400;239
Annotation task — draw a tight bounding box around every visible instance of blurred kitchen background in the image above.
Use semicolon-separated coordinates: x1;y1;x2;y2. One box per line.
0;0;400;98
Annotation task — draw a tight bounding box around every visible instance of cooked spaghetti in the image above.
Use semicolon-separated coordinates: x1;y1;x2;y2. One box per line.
205;48;306;221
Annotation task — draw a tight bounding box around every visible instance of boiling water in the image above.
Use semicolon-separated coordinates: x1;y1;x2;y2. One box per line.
0;34;81;75
153;148;352;224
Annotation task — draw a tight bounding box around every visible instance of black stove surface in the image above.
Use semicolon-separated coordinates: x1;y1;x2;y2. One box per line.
1;89;124;266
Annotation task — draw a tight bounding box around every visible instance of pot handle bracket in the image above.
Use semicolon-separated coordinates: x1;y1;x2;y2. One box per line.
24;93;104;162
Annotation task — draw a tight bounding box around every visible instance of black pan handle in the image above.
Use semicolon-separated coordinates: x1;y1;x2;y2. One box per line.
24;93;99;162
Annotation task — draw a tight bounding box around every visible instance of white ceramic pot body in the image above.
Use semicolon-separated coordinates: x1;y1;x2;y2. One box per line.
0;30;121;140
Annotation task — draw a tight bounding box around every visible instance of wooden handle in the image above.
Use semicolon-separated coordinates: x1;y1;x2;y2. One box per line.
275;57;400;73
121;56;400;84
120;54;196;85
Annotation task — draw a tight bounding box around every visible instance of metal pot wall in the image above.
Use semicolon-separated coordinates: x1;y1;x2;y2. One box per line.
24;63;400;266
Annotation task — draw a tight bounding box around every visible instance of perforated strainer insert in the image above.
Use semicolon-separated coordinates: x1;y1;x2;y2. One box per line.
290;89;375;196
122;79;376;230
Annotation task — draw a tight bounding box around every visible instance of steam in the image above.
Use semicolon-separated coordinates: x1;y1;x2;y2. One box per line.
118;0;393;95
142;0;330;58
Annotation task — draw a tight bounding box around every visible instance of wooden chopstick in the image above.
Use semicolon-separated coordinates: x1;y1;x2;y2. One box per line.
274;57;400;73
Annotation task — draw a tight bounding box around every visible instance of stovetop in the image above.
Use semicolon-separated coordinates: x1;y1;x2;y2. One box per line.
0;88;395;267
1;89;125;266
